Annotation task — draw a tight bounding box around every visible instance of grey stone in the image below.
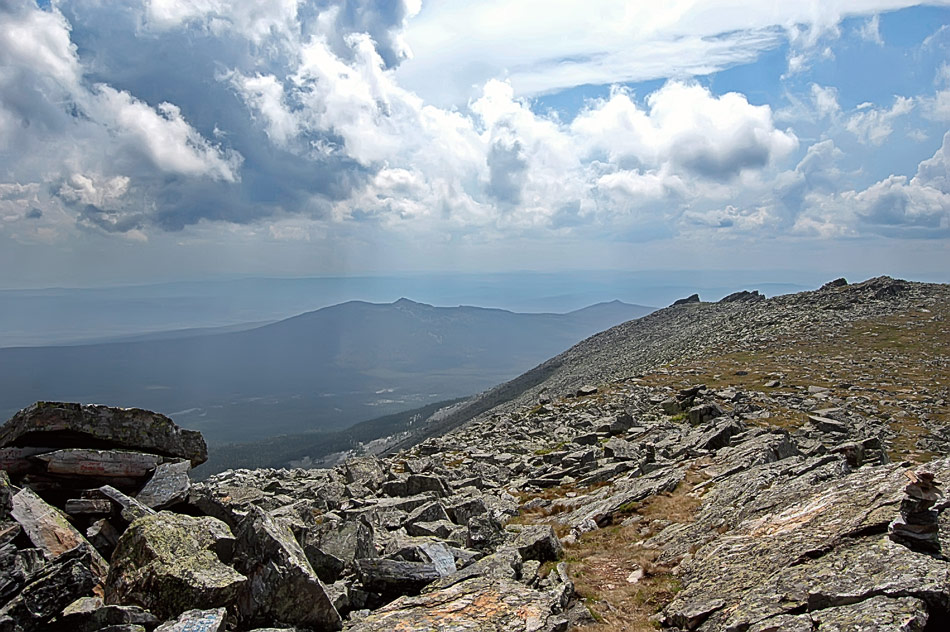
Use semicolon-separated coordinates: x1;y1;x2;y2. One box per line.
0;402;207;466
51;597;158;632
104;512;244;621
234;506;341;630
354;558;442;596
0;552;97;632
136;460;191;509
512;525;563;562
10;486;108;580
154;608;226;632
348;577;570;632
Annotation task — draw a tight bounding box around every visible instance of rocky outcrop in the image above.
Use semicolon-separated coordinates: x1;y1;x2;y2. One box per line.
104;512;245;620
0;402;207;466
0;276;947;630
233;506;342;630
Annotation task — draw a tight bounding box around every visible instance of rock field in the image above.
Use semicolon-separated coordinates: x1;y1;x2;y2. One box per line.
0;276;948;631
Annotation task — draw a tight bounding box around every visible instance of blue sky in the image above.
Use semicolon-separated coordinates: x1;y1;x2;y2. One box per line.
0;0;948;288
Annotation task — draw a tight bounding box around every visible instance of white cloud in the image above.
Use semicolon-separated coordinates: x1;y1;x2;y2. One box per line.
811;84;840;119
845;95;915;145
94;86;242;181
231;73;298;146
142;0;303;44
57;173;131;208
571;83;798;180
397;0;929;104
924;63;950;121
793;132;950;236
858;14;884;45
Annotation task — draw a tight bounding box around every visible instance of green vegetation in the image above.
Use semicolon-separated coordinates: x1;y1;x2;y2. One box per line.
200;398;466;477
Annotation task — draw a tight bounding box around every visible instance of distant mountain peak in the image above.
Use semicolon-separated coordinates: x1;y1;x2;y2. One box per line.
392;297;423;307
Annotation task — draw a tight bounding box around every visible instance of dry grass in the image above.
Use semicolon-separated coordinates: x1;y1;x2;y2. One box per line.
639;305;950;463
563;465;708;631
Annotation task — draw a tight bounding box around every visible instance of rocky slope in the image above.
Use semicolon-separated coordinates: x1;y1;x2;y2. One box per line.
0;276;948;631
386;276;943;450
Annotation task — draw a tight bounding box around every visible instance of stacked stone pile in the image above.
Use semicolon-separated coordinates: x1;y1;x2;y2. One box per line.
889;470;942;552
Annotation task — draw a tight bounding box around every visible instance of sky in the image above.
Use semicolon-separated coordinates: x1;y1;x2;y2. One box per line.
0;0;949;288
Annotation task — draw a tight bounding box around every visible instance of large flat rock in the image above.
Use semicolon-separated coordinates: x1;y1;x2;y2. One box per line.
660;457;950;631
348;576;568;632
0;402;207;466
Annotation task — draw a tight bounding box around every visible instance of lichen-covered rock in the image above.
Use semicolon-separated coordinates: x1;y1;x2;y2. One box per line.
660;458;950;631
812;595;929;631
104;512;245;620
0;471;12;520
233;507;341;630
0;402;207;466
348;576;568;632
511;525;562;563
355;558;442;596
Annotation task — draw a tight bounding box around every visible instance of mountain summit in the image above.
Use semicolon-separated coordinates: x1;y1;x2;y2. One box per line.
0;276;948;630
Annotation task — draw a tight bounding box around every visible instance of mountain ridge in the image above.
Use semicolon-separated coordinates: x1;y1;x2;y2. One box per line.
0;298;654;444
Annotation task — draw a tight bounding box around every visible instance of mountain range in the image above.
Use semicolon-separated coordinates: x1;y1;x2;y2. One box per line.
0;298;652;444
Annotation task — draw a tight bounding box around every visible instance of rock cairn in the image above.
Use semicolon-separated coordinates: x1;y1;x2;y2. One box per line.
889;470;942;552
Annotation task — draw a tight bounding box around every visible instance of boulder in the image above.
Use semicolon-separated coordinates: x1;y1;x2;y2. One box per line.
104;512;245;620
0;542;44;605
424;547;523;592
405;474;450;497
0;549;97;632
32;449;161;481
64;499;112;516
719;290;764;303
233;507;341;630
0;402;207;466
354;559;442;596
51;597;158;632
10;486;108;580
0;471;12;520
348;577;569;632
672;294;700;306
97;485;156;523
687;403;723;426
511;525;563;563
136;461;191;509
301;520;374;584
342;457;387;491
154;608;226;632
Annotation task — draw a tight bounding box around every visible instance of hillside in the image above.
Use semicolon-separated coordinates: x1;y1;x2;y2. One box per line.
389;276;944;450
0;299;653;445
1;275;948;631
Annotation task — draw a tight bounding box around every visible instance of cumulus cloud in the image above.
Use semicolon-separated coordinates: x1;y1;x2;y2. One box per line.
923;63;950;121
0;0;244;239
845;96;915;145
0;0;943;253
572;83;797;181
791;132;950;238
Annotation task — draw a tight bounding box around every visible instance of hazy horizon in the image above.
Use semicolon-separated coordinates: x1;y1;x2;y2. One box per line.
1;2;948;290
